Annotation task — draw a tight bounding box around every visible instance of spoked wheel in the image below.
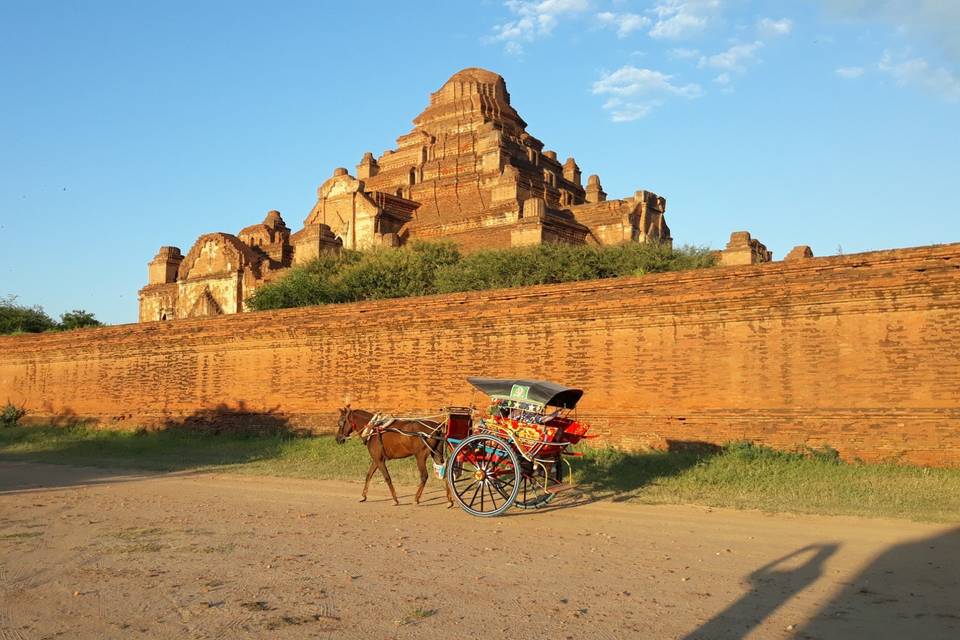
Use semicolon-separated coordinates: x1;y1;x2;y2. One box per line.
447;434;520;517
514;456;565;510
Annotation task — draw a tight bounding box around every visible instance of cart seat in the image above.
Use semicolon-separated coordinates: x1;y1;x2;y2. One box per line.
444;407;473;441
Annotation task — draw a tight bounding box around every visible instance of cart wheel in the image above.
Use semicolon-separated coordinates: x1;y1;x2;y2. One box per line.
514;457;564;510
447;434;520;517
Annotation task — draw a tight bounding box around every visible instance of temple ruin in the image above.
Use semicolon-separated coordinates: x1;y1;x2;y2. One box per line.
139;67;672;322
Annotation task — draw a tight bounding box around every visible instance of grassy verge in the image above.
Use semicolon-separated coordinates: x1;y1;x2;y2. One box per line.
2;425;959;522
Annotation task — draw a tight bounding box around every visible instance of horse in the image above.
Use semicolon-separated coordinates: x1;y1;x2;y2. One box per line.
335;406;453;507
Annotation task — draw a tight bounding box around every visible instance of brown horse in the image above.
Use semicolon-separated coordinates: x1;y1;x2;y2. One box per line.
335;406;453;507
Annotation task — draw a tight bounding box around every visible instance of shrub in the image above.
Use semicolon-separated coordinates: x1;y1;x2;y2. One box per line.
336;241;461;301
246;253;351;310
1;402;26;428
0;296;57;334
59;310;102;330
246;240;716;312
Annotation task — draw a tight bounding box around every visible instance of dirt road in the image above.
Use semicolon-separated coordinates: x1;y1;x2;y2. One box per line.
0;462;957;639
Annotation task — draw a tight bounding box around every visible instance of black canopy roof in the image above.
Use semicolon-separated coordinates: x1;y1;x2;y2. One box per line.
466;377;584;409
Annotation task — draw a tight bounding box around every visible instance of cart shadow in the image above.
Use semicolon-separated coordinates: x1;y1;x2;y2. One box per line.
325;437;718;512
384;440;717;514
566;440;719;506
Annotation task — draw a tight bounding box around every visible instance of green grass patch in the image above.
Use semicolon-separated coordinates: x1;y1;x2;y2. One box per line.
2;426;959;522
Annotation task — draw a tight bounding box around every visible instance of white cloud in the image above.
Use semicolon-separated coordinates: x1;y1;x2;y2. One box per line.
669;47;701;59
592;65;703;97
649;0;721;40
592;65;702;121
597;11;651;38
835;66;865;79
489;0;590;54
878;51;960;101
602;98;657;122
714;72;731;85
757;17;793;37
699;41;763;72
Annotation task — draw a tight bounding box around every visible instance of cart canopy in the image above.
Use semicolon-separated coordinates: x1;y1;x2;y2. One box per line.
466;377;584;410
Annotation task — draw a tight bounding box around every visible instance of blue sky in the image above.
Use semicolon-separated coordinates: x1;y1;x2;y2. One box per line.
1;1;957;325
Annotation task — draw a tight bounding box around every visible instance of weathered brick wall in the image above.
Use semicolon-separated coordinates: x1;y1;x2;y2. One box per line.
2;243;959;465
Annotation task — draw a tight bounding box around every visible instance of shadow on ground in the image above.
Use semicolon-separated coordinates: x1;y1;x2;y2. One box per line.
0;404;321;488
681;527;960;639
487;439;716;515
799;527;960;639
577;439;714;495
0;461;164;495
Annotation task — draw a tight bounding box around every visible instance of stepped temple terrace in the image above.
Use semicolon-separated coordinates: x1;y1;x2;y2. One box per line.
138;67;673;322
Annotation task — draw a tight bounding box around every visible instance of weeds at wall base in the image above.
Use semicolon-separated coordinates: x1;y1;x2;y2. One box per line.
1;424;958;522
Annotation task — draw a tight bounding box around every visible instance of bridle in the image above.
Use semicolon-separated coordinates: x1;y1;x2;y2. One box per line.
337;407;367;441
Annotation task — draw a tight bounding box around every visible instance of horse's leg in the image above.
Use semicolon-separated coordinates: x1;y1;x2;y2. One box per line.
414;449;429;505
445;471;455;508
377;459;400;506
437;442;454;507
360;455;378;503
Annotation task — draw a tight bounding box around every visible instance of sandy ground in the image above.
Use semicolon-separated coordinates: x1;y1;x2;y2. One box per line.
0;462;957;640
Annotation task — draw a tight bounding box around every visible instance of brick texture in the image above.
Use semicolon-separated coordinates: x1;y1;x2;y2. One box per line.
4;243;960;466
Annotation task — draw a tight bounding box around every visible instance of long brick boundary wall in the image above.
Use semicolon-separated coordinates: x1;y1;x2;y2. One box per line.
2;243;959;465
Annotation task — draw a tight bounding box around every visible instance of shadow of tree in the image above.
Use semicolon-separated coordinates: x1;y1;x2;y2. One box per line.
158;401;309;437
45;407;96;429
0;404;318;482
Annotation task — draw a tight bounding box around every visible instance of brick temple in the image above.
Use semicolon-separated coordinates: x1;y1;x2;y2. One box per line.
139;67;673;321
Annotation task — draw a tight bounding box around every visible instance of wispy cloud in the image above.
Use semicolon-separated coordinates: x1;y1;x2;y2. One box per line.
669;47;701;59
819;1;960;63
592;65;702;121
757;17;793;37
835;66;865;79
649;0;722;40
489;0;590;54
878;51;960;102
699;41;763;72
601;98;656;122
596;11;651;38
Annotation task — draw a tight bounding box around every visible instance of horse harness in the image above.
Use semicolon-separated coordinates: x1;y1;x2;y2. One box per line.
356;413;446;460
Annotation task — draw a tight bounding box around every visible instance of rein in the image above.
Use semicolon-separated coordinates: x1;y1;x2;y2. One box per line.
341;408;446;462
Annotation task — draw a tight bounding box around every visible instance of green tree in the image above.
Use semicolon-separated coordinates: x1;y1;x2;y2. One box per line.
59;309;102;330
0;296;57;334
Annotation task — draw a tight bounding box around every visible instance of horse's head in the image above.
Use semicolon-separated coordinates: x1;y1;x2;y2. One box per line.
335;405;354;444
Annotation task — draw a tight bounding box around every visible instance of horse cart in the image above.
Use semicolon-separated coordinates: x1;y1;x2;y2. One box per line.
336;377;591;517
440;377;592;517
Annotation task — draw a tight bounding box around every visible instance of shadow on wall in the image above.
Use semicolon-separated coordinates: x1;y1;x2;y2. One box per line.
683;528;960;639
159;401;310;437
41;407;96;429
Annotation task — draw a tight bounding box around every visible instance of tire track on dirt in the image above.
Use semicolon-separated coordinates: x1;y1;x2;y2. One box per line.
0;563;26;640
